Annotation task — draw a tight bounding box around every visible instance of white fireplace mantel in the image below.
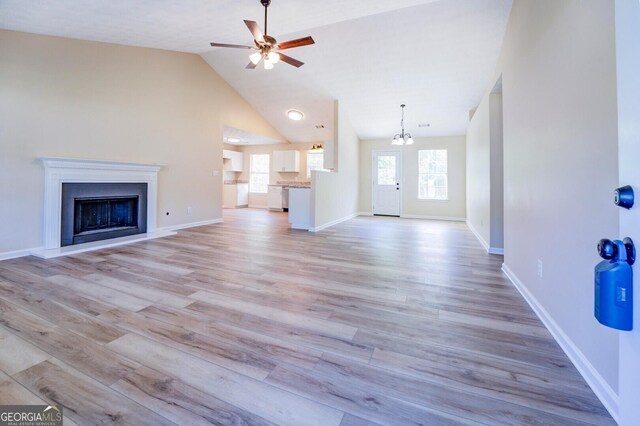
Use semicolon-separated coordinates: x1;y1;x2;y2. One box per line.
39;157;165;255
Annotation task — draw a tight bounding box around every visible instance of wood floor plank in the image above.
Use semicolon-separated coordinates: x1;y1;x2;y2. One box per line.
189;289;358;341
111;366;277;426
14;359;175;425
265;363;477;426
46;274;152;312
107;333;345;426
0;279;125;344
0;298;139;386
0;327;49;375
86;272;194;309
99;308;275;380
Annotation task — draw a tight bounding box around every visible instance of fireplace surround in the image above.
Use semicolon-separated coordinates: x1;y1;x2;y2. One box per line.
39;157;163;255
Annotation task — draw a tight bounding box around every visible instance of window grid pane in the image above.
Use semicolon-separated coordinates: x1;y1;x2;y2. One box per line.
250;154;270;193
377;156;397;185
418;149;448;200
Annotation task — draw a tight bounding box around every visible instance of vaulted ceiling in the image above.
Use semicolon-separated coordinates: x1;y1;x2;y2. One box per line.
0;0;512;143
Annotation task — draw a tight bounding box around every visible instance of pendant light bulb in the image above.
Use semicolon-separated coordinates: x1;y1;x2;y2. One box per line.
249;51;262;65
405;136;414;145
264;58;274;70
268;51;280;64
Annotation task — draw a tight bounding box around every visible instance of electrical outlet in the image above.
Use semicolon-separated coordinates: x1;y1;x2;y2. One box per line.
537;260;543;278
187;206;193;215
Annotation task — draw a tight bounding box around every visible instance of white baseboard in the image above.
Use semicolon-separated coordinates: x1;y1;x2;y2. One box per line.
0;247;43;261
501;263;619;423
466;220;504;255
31;230;177;259
310;213;358;232
248;204;268;209
358;211;466;222
401;214;466;222
160;218;223;232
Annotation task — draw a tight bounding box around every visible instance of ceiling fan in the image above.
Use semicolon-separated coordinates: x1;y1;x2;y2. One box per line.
210;0;315;70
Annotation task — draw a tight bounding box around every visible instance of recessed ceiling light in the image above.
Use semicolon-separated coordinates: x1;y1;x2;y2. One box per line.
227;138;241;143
287;110;304;121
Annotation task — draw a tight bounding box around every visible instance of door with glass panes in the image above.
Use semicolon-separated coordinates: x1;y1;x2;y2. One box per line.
372;150;401;216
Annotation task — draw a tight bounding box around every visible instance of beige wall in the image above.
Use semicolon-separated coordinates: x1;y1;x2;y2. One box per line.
466;92;503;251
497;0;619;408
359;136;466;219
235;142;317;207
312;103;359;228
0;30;283;254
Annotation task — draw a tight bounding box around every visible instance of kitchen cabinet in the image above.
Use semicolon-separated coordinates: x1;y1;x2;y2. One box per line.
272;150;300;172
223;183;248;208
222;150;243;172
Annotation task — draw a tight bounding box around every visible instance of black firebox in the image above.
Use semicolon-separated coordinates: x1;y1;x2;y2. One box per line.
61;183;148;246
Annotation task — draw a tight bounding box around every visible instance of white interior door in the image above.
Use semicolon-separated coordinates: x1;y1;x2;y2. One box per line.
373;150;401;216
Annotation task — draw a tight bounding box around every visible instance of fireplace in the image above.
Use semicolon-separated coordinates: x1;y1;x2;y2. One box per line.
61;183;148;246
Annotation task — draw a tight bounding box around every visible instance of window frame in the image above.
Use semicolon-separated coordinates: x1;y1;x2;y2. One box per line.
306;152;328;178
249;154;270;194
418;149;449;201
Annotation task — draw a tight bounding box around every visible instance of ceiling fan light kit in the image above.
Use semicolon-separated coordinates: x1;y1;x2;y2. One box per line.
392;104;414;145
210;0;315;70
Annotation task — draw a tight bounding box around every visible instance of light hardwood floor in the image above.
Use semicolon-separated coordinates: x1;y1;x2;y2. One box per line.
0;209;614;425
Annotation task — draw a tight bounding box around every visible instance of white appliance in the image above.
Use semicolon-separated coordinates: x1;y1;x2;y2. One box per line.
268;185;283;211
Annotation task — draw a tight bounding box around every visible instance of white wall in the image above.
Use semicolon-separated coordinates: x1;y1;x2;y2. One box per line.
466;92;504;252
0;30;283;255
489;94;504;250
359;136;466;220
312;103;359;229
466;97;491;244
497;0;620;417
615;0;640;424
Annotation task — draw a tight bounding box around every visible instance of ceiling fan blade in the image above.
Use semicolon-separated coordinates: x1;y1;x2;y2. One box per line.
277;36;315;50
210;42;253;49
278;53;304;68
245;61;258;70
244;20;265;43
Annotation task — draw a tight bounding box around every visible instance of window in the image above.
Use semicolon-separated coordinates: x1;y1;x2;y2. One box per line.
377;155;397;185
250;154;270;193
418;149;448;200
306;152;328;177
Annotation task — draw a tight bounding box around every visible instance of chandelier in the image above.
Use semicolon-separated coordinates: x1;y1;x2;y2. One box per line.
392;104;414;145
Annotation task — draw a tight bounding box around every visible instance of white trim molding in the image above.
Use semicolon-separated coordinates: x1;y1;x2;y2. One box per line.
310;213;358;232
40;157;162;250
160;218;223;232
0;247;43;261
466;220;503;255
501;263;619;423
401;214;466;222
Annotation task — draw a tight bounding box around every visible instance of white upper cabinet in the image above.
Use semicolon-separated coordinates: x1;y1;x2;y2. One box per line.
222;150;243;172
272;150;300;172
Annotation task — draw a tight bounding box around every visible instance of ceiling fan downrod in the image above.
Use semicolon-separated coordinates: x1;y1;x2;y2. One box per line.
261;0;271;35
